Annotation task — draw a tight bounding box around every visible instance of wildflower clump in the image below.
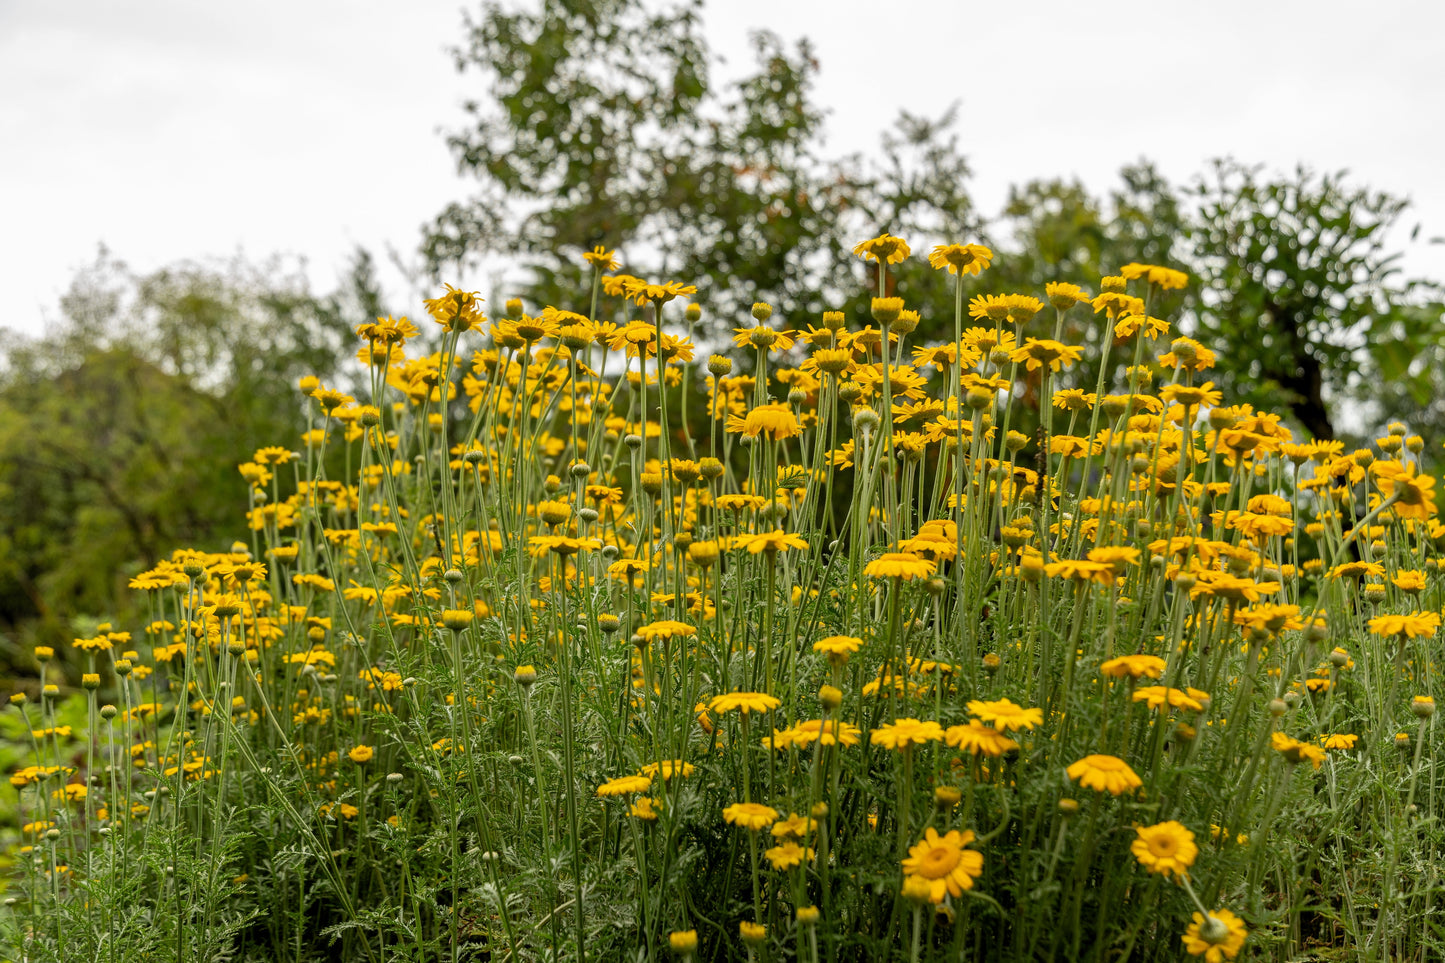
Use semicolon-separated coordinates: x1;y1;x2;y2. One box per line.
6;238;1441;963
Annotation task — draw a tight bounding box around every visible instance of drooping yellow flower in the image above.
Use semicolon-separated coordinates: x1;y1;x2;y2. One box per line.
966;698;1042;732
813;635;863;665
1366;611;1440;639
607;320;659;358
1326;560;1386;581
770;812;818;839
1010;338;1083;372
1181;908;1248;961
1091;289;1145;319
1392;570;1428;594
71;635;114;654
764;840;814;870
944;721;1018;757
726;403;802;440
629;797;659;820
1187;572;1278;603
639;760;695;780
1373;462;1437;520
1270;732;1325;770
783;719;862;748
1051;390;1096;412
967;294;1013;323
870;719;945;751
1132;686;1204;713
900;828;983;903
582;245;619;271
1159;337;1216;371
732;326;797;354
422;284;485;332
355;315;419;346
1087;546;1141;573
723;802;780;832
10;765;71;789
1004;294;1045;324
53;783;88;803
808;347;857;376
1160;382;1223;409
1044;281;1091;310
527;535;602;557
1131;821;1197;879
927;243;993;276
854;233;911;265
864;552;936;580
709;692;782;715
1114;314;1171;341
1099;654;1167;680
622;278;696;307
1043;559;1116;586
1119;262;1190;290
714;493;768;513
635;621;698;642
597;775;652;797
1066;754;1142;795
734;530;809;554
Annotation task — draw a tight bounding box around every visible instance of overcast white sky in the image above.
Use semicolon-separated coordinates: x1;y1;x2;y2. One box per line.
4;0;1443;337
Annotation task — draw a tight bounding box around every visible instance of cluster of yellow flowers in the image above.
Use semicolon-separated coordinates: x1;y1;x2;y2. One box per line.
10;233;1445;962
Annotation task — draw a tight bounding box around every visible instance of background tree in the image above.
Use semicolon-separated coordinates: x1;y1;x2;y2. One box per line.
0;249;378;671
1188;159;1437;441
1364;299;1445;450
425;0;978;327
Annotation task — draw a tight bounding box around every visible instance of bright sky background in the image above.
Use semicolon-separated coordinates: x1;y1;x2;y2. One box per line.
4;0;1443;338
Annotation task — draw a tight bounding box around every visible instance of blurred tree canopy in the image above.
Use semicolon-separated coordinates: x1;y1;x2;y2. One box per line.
0;249;380;667
423;0;977;322
1188;159;1435;441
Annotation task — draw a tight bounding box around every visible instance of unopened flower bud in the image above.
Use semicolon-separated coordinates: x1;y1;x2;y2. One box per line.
1197;914;1232;945
870;297;903;326
441;610;474;632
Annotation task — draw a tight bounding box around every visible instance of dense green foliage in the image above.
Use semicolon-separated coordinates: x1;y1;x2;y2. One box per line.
0;250;380;670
